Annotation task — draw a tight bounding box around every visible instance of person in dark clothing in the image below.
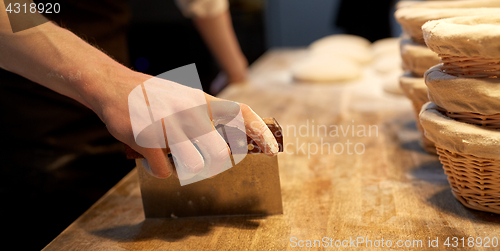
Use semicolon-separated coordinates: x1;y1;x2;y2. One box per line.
335;0;396;42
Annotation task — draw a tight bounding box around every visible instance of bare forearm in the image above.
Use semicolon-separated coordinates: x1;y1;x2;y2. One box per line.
0;8;138;116
193;11;248;83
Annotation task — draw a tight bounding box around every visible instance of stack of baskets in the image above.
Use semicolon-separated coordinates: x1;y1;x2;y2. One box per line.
394;6;441;154
420;15;500;214
394;2;500;154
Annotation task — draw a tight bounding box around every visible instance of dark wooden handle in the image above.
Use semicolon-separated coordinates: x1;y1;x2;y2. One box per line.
124;117;283;159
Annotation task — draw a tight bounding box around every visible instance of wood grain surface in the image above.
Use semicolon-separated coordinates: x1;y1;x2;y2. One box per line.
44;49;500;250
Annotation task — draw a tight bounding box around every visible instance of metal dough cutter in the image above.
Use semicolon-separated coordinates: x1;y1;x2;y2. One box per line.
125;118;284;218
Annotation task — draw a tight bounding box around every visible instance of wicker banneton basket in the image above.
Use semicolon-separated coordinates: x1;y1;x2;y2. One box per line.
399;73;436;154
440;54;500;78
425;18;500;125
436;146;500;214
437;109;500;130
425;62;500;128
420;102;500;214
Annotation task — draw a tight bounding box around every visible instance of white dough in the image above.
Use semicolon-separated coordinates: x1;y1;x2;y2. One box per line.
309;34;373;64
372;37;401;57
292;54;362;83
381;69;405;95
373;50;401;74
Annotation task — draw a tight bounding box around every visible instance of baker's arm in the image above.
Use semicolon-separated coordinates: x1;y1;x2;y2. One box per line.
0;1;277;179
176;0;248;83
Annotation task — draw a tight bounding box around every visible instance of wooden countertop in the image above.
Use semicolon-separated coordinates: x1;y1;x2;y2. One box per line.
44;49;500;250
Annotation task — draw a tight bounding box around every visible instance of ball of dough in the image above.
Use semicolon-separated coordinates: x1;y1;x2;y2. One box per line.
372;37;400;57
310;34;371;49
292;55;362;83
309;34;373;64
373;51;401;74
381;69;405;95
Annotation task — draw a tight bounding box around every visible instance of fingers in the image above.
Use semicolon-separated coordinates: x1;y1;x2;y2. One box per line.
205;94;279;156
148;131;229;182
161;106;210;181
140;148;174;178
239;103;279;156
169;139;205;180
194;130;232;178
208;99;243;129
135;93;275;180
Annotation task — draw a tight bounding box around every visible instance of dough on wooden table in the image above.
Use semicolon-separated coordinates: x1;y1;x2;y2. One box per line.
292;55;362;83
400;38;440;77
310;34;371;50
423;15;500;58
419;102;500;159
371;42;404;94
371;37;400;57
425;64;500;115
309;34;373;64
373;49;401;74
381;69;405;95
397;0;500;10
395;8;500;44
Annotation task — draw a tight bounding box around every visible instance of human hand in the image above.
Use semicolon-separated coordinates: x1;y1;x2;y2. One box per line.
0;4;270;184
98;71;278;182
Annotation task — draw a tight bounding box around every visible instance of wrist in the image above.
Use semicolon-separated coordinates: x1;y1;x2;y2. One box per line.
74;61;148;120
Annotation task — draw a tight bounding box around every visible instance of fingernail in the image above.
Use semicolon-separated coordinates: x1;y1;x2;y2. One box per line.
262;129;279;155
269;144;279;156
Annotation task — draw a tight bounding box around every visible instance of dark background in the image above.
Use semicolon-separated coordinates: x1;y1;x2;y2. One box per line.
128;0;266;92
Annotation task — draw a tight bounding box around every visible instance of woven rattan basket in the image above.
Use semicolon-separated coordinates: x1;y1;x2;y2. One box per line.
440;55;500;78
437;109;500;130
437;55;500;129
437;108;500;213
436;146;500;214
421;103;500;214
